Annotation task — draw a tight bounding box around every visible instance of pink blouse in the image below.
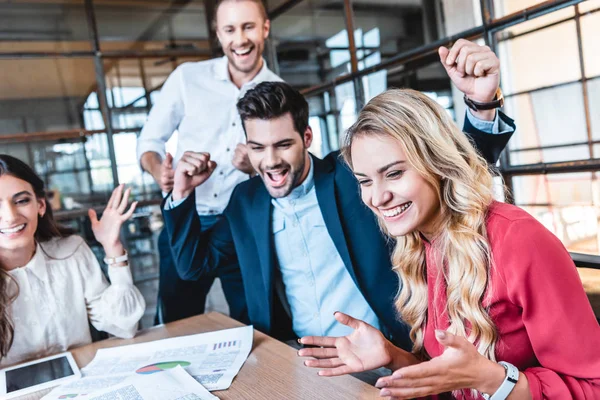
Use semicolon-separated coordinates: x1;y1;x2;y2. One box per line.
423;202;600;399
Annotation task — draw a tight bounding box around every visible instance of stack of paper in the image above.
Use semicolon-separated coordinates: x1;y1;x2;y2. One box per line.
43;325;254;400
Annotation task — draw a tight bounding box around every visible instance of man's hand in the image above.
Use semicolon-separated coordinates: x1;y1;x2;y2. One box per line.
298;312;415;376
173;151;217;201
232;143;255;175
141;152;175;192
439;39;500;120
158;153;175;192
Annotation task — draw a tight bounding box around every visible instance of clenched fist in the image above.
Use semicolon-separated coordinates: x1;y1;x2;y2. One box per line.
439;39;501;120
158;153;175;192
173;151;217;201
232;143;255;175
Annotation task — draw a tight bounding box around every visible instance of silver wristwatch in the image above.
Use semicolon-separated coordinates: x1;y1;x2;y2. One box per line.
481;361;519;400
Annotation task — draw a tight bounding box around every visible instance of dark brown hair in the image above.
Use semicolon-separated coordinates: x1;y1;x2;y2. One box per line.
0;154;72;359
236;81;309;139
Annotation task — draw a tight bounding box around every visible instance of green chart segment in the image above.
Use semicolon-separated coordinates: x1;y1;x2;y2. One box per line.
136;361;191;375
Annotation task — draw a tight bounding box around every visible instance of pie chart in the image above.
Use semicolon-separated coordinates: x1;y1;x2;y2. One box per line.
136;361;191;375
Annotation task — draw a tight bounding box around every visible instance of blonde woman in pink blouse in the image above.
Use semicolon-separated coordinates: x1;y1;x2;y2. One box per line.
0;155;145;368
298;83;600;398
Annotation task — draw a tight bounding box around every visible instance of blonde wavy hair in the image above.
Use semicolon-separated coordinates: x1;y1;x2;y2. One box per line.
342;89;499;361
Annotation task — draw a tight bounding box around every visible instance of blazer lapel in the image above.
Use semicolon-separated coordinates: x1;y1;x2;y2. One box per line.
313;156;359;285
252;185;275;313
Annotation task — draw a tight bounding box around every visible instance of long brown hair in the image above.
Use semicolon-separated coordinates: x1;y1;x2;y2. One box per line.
0;155;72;359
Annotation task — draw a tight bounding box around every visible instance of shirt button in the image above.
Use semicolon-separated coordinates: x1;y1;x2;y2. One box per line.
232;122;236;127
213;194;218;198
313;312;319;319
290;200;295;206
226;148;230;152
292;220;298;227
219;171;224;175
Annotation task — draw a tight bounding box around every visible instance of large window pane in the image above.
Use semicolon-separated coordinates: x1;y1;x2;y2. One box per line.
495;1;574;36
581;10;600;78
580;0;600;13
505;83;590;165
589;79;600;155
512;172;600;255
0;133;115;200
361;57;454;112
498;21;581;94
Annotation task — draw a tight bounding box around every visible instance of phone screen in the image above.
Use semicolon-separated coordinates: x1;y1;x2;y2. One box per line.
6;356;74;393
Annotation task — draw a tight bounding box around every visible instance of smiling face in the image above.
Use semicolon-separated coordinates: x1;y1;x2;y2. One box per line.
215;0;269;79
351;134;442;239
245;113;312;198
0;174;45;256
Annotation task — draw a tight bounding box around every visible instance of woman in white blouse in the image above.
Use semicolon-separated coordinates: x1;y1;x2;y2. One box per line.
0;155;145;368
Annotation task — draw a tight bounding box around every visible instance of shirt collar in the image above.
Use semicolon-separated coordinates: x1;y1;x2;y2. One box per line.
8;242;48;282
214;55;271;88
286;156;314;200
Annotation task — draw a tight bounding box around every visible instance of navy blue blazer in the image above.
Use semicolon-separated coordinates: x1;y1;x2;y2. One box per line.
163;112;515;350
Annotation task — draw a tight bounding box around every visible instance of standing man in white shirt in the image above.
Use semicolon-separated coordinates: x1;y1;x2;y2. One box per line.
136;0;282;324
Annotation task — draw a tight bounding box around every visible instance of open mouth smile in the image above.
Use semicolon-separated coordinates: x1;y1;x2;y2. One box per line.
265;169;289;188
232;46;254;58
0;223;26;236
380;202;412;219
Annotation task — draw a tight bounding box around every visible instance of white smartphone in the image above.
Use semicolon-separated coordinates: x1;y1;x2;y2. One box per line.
0;352;81;399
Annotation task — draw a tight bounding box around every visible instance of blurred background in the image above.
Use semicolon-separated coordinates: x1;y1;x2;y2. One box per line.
1;0;598;326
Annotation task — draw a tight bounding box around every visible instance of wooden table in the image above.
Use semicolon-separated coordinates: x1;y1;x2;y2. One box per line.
17;312;380;400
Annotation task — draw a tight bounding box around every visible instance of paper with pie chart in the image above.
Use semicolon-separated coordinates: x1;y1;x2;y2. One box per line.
43;326;253;399
83;325;251;390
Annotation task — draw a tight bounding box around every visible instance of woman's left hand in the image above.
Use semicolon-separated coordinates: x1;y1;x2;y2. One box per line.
375;330;505;399
89;184;138;255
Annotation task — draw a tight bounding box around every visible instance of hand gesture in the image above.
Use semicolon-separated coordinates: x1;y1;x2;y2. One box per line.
374;330;505;399
439;39;500;104
232;143;255;175
173;151;217;201
298;312;398;376
158;152;175;192
89;184;138;252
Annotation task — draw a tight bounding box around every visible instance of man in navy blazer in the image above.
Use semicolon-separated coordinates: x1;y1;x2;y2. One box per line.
163;41;515;351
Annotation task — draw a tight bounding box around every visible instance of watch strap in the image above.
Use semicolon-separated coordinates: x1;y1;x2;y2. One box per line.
482;361;519;400
464;88;504;111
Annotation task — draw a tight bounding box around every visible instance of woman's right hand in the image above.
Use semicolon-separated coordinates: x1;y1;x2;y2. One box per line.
298;312;406;376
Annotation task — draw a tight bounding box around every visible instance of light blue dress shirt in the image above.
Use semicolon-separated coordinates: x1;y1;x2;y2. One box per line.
271;157;381;338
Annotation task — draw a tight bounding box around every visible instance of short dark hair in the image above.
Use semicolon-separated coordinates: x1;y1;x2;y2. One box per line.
236;81;309;138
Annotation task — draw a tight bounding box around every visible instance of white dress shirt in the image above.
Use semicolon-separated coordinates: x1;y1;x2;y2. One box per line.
1;235;145;368
137;56;283;216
